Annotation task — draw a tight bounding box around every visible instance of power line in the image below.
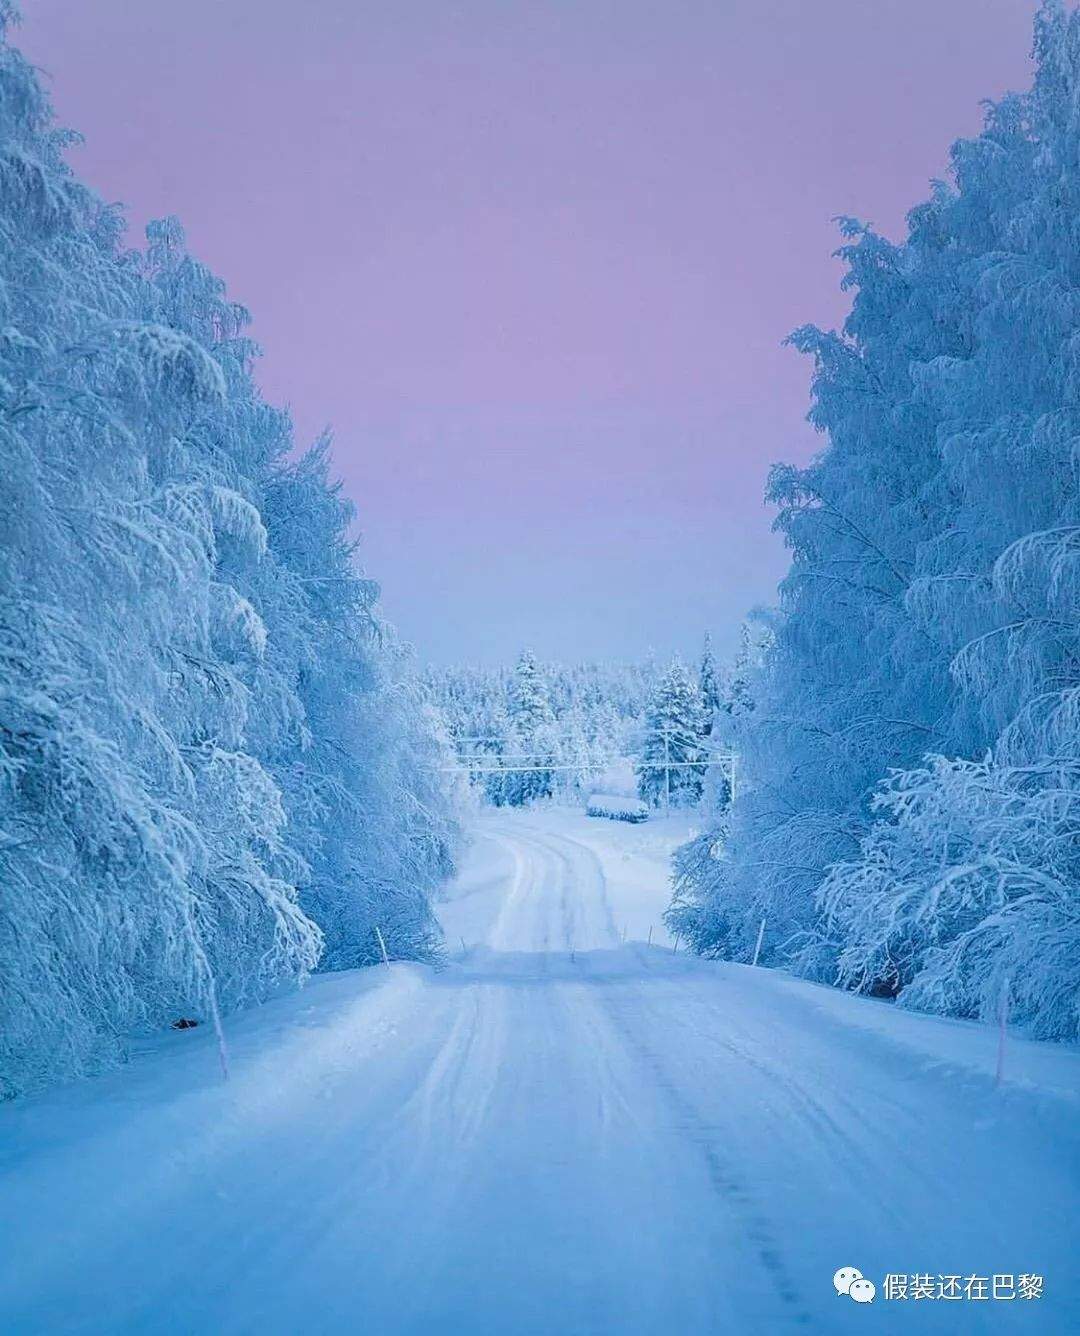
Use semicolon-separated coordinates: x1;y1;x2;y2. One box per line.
435;756;735;775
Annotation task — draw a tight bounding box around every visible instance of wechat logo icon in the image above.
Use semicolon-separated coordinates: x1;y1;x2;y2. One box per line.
834;1267;876;1304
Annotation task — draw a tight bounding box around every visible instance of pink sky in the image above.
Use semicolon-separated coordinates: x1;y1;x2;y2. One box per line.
15;0;1039;663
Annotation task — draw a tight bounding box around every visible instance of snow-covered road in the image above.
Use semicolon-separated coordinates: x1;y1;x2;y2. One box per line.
1;809;1077;1333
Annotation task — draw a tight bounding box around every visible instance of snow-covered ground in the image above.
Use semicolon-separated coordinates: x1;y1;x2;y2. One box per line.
1;807;1077;1333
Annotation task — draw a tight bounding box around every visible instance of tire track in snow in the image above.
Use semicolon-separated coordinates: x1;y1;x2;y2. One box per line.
596;984;815;1329
513;822;815;1329
621;964;943;1232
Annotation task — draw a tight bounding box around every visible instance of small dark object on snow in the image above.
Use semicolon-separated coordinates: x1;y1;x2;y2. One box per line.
171;1017;199;1030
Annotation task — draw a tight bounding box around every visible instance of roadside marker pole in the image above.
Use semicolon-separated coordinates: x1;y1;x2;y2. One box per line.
647;924;653;946
207;981;230;1082
995;975;1010;1087
751;916;766;968
374;924;391;968
673;933;680;954
460;936;467;958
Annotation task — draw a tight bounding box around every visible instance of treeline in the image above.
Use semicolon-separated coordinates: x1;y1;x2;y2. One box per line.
428;635;755;809
0;15;459;1097
427;653;654;805
670;2;1080;1041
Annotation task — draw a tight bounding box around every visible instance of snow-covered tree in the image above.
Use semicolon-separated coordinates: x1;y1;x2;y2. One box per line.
668;625;762;925
508;649;554;735
425;656;663;807
504;649;555;804
671;1;1080;1039
818;754;1080;1038
698;633;723;732
815;4;1080;1037
721;625;757;721
636;661;708;809
0;14;459;1097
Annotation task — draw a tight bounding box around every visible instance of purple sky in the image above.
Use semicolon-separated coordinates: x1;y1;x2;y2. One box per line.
16;0;1038;665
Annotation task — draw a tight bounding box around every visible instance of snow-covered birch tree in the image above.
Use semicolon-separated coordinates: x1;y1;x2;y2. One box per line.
672;2;1080;1039
0;10;459;1097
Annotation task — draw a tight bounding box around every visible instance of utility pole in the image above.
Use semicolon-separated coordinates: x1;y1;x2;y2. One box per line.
663;728;671;817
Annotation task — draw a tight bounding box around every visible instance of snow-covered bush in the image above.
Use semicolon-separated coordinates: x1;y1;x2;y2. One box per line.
586;794;649;823
0;12;459;1097
820;755;1080;1040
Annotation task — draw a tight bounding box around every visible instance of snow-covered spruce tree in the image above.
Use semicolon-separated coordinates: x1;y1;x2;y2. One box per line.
509;648;555;736
504;649;555;805
673;2;1080;1038
721;624;757;723
0;16;457;1097
636;661;707;809
698;632;723;733
668;624;762;928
